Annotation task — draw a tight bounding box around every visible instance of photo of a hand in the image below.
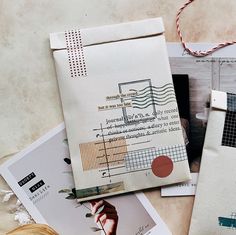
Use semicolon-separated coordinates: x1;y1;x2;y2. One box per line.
90;200;118;235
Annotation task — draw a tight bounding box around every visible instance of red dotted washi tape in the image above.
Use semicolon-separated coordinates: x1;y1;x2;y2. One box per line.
65;30;87;78
176;0;236;57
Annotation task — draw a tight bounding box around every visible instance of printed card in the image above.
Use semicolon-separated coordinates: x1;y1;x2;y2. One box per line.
0;124;172;235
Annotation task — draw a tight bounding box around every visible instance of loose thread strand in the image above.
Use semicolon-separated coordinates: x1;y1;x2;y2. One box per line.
176;0;236;57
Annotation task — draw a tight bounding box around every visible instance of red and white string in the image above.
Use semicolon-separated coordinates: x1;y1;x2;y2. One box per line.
176;0;236;57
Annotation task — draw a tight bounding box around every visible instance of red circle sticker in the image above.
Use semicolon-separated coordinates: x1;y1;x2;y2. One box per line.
151;156;173;178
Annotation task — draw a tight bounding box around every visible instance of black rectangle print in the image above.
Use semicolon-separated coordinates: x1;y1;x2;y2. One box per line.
29;180;45;193
18;172;36;187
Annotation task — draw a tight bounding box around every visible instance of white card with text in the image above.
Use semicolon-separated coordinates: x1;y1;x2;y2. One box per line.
161;173;198;197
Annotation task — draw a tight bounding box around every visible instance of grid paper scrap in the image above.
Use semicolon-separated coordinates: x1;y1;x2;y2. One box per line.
65;30;87;78
222;93;236;148
124;144;187;171
227;93;236;112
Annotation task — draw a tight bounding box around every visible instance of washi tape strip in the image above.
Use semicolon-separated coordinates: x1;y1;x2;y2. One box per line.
227;93;236;112
65;30;87;78
124;144;187;172
222;93;236;148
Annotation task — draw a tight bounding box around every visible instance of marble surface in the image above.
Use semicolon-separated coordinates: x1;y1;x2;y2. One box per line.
1;0;236;234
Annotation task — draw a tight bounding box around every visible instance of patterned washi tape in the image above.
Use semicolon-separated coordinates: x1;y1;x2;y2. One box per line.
65;30;87;78
222;93;236;148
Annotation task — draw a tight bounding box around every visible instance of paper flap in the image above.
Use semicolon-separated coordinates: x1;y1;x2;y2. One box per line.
210;90;227;110
50;18;164;49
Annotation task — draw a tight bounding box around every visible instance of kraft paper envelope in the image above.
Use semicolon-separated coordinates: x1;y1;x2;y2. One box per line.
50;18;190;201
189;90;236;235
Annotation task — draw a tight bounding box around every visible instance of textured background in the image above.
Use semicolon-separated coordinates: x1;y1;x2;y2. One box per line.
0;0;236;234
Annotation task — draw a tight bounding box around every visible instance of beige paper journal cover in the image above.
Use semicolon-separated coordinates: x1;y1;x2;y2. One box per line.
50;18;190;201
189;90;236;235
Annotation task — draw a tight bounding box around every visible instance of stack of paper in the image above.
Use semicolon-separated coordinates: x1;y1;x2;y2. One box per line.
0;124;172;235
189;90;236;235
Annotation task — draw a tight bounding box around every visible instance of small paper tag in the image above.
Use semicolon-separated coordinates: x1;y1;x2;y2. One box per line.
211;90;227;111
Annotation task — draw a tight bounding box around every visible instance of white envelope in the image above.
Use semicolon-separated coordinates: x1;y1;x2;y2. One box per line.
50;18;190;202
189;90;236;235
